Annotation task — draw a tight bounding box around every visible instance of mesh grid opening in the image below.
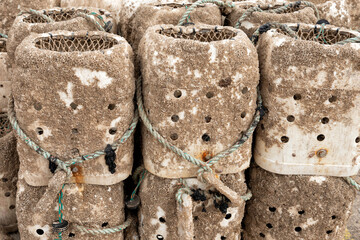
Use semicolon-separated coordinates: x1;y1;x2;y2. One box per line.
0;39;6;53
280;27;356;45
155;3;193;9
35;35;118;52
159;28;237;42
0;114;11;138
23;9;88;23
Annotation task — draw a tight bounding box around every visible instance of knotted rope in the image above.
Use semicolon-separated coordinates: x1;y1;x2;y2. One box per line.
136;76;262;204
178;0;235;26
234;1;319;29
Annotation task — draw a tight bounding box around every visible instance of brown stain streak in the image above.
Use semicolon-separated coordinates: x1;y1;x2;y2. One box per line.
71;165;85;185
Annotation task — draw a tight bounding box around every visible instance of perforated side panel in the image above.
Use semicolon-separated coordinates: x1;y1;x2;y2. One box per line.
35;35;118;52
158;28;237;42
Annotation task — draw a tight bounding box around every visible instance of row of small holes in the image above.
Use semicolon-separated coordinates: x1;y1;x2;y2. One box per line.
34;102;116;111
36;127;117;135
293;94;337;103
286;115;330;124
281;134;359;143
174;87;249;99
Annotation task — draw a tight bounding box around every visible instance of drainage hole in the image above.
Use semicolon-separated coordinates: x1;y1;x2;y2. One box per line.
331;215;336;219
109;127;117;135
295;227;302;232
70;102;78;110
102;222;108;227
36;229;44;235
266;223;273;229
225;214;231;219
34;102;42;111
293;94;301;100
206;92;214;99
298;210;305;215
317;134;325;141
269;207;276;212
321;117;329;124
241;87;248;94
326;230;333;234
156;234;164;240
355;137;360;143
287;115;295;122
174;90;182;98
202;134;211;142
36;127;44;135
4;192;10;197
205;116;211;123
171;115;179;122
281;136;289;143
241;112;246;118
69;233;75;237
159;217;166;223
259;233;265;238
328;96;337;103
170;133;178;140
108;104;116;110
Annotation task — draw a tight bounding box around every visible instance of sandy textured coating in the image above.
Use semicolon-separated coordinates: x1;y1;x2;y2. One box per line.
0;38;10;112
139;172;247;240
11;31;135;186
243;164;356;240
16;167;125;240
254;24;360;176
6;7;115;64
139;25;259;178
225;2;317;37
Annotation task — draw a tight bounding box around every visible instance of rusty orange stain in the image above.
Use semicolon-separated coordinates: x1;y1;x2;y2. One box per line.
71;165;85;184
197;150;213;162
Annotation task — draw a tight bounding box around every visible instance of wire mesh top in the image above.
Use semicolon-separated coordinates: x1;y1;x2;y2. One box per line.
23;9;88;23
158;27;238;42
0;38;6;52
281;26;357;45
35;34;118;52
155;3;194;8
0;114;12;138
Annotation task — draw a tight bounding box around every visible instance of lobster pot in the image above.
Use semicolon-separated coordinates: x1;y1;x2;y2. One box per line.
0;0;59;35
12;31;135;187
138;171;247;240
7;7;116;64
242;164;356;240
225;1;317;37
16;173;125;240
0;115;19;234
60;0;122;31
0;38;10;113
254;24;360;176
119;0;190;40
139;25;259;178
129;3;222;54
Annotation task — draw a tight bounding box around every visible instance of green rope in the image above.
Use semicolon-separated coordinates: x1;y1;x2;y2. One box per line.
336;36;360;45
136;76;262;204
0;33;8;39
345;177;360;192
178;0;234;26
234;1;319;29
130;168;148;201
76;217;132;235
55;184;65;240
315;23;327;44
251;22;298;44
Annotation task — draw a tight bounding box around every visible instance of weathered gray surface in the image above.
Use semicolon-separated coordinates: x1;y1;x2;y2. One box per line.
347;175;360;239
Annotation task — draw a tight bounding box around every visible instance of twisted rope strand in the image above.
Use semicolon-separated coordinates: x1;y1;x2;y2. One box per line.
345;177;360;192
0;33;8;39
178;0;234;26
251;22;298;44
74;12;105;31
76;217;132;235
336;36;360;45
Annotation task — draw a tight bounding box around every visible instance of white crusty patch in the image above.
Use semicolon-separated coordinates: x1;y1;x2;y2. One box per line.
27;224;51;240
309;176;327;184
274;37;286;47
73;67;113;89
150;207;167;239
301;218;318;229
58;82;74;108
220;207;238;227
208;44;217;63
241;21;254;30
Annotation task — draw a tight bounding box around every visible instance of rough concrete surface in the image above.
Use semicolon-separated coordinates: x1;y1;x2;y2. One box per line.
347;175;360;240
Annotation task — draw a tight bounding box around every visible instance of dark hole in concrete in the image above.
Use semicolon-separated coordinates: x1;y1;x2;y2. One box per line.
109;127;117;135
206;92;214;99
156;234;164;240
242;87;248;94
261;124;265;130
171;115;179;122
3;96;5;98
9;205;15;209
292;153;296;157
194;216;198;221
321;117;329;124
4;192;10;197
269;207;276;212
2;178;8;182
326;230;333;234
298;210;305;215
355;137;360;143
328;96;337;103
36;229;44;235
241;112;246;118
266;223;273;229
287;115;295;122
295;227;302;232
293;94;301;100
0;84;2;87
70;102;78;110
102;222;108;227
281;136;289;143
72;128;78;134
205;116;211;123
221;236;227;240
34;102;42;111
170;133;178;140
202;134;211;142
259;233;265;238
317;134;325;141
218;77;232;87
225;213;231;219
36;127;44;135
159;217;166;223
69;233;75;237
108;104;116;110
174;90;182;98
331;215;336;219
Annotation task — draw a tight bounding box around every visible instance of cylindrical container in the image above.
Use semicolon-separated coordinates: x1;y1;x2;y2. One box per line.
60;0;123;32
16;169;126;240
7;7;116;64
242;164;356;240
139;25;259;178
0;114;19;235
12;30;135;186
128;3;222;53
119;0;190;40
0;0;59;35
0;37;10;113
254;23;360;176
225;1;317;37
139;171;247;240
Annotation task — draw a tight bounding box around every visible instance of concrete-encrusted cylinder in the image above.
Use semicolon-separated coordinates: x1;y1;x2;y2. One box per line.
0;115;19;235
225;1;317;37
128;3;222;53
0;37;10;113
139;171;247;240
139;25;259;178
16;167;125;240
254;23;360;176
12;30;135;186
7;7;116;64
242;164;356;240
